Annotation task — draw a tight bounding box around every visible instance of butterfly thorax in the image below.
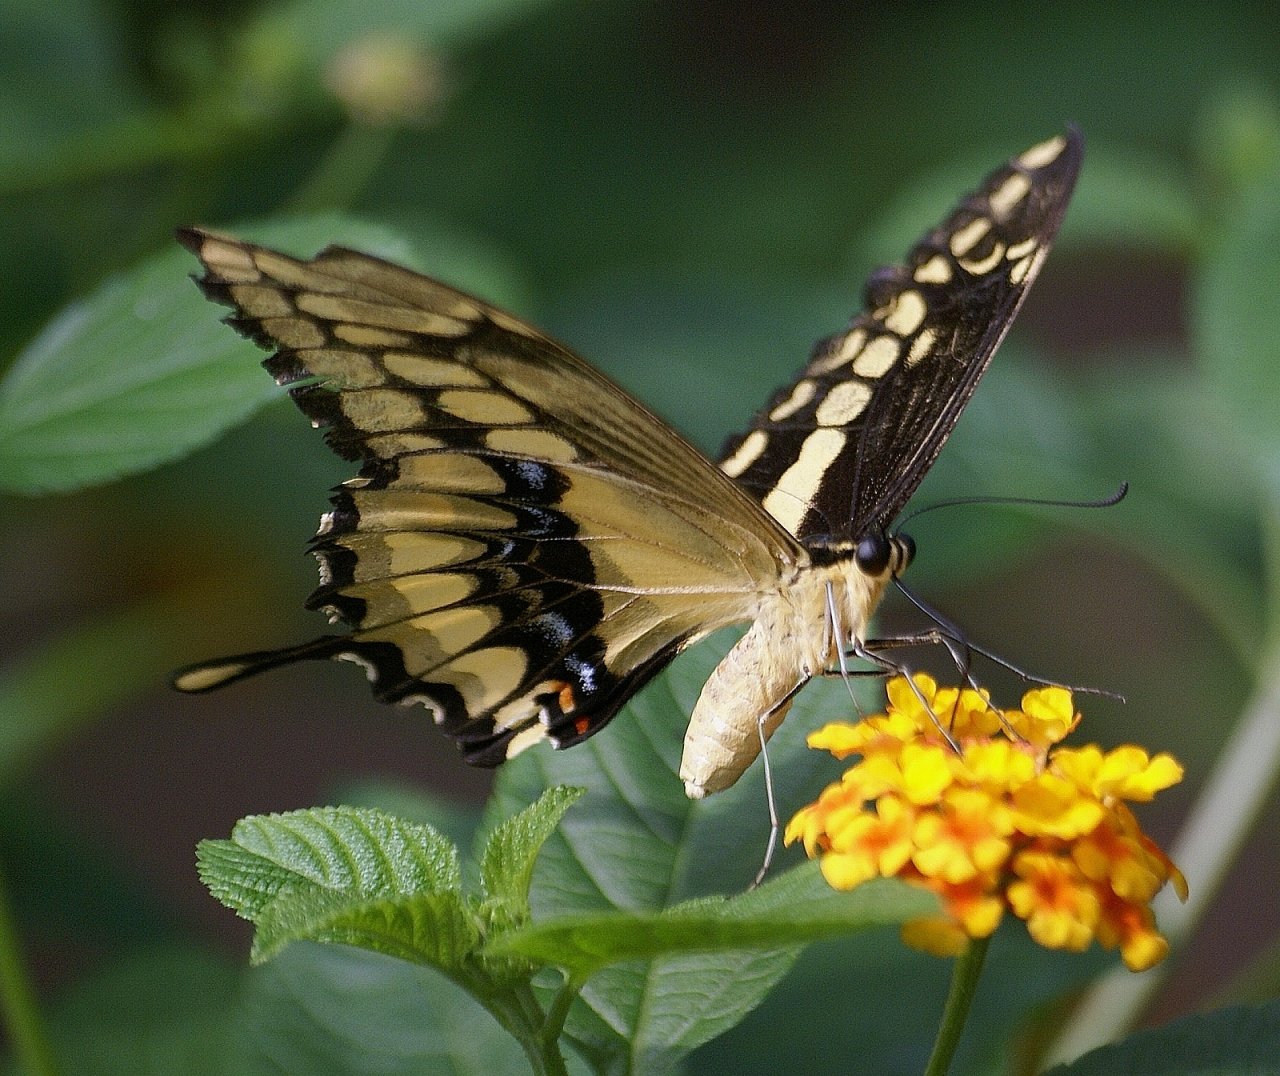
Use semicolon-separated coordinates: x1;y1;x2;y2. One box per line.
679;551;892;798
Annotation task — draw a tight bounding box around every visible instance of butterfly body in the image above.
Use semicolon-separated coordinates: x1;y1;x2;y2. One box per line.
174;129;1082;797
681;549;894;797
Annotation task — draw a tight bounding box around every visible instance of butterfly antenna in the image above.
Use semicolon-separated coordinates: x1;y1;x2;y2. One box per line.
894;481;1128;533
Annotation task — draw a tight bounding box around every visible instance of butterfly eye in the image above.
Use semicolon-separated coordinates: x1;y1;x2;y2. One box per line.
855;533;892;576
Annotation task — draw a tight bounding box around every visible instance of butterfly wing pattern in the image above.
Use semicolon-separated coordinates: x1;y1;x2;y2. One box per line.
174;129;1082;797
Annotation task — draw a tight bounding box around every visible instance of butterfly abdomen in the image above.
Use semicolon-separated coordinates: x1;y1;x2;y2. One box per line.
680;557;887;797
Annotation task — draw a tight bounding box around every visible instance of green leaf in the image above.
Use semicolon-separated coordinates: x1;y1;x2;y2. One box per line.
198;805;461;925
0;215;522;495
224;943;531;1076
1045;1000;1280;1074
479;785;584;912
492;868;931;975
252;888;480;969
484;633;890;1071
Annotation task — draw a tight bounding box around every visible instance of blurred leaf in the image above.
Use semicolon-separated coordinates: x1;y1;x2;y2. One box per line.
0;597;216;779
240;0;560;72
484;633;893;1071
1196;81;1280;200
0;0;148;177
0;216;526;495
1195;160;1280;500
224;943;532;1076
3;946;239;1076
1044;1000;1280;1074
913;348;1265;659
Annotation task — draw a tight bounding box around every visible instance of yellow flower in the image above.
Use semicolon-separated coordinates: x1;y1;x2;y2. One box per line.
912;788;1012;883
786;675;1185;971
1007;850;1099;952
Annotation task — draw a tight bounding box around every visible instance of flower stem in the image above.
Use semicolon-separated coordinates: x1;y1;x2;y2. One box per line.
924;935;990;1076
285;122;399;216
0;863;57;1076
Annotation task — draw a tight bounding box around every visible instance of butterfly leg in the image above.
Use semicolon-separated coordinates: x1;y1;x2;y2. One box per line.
751;678;808;890
844;636;962;753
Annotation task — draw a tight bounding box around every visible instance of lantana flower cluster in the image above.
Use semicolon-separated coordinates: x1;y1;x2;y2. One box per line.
786;674;1186;971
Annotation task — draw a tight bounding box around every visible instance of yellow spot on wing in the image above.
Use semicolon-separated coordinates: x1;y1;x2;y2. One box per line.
395;453;506;493
483;428;578;461
350;490;517;532
304;349;387;388
913;255;952;285
261;316;326;348
298;293;472;336
445;646;528;713
987;172;1032;218
906;327;937;368
1017;134;1067;170
949;217;991;258
384;352;488;387
883;290;927;336
762;428;846;534
229;284;293;318
505;724;549;757
1006;237;1039;260
366;432;445;456
809;328;867;375
341;388;425;432
1009;254;1036;285
769;379;816;421
197;237;258;282
959;241;1007;276
436;389;534;425
332;324;415;348
338;532;486;580
851;334;900;378
815;381;872;426
720;429;769;477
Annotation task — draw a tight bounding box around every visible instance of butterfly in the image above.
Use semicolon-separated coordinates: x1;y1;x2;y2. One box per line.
174;129;1082;798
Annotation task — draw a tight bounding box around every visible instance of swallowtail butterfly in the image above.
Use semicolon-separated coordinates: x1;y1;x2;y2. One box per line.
174;129;1082;797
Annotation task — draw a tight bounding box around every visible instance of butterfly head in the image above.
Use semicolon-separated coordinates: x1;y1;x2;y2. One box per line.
802;530;914;580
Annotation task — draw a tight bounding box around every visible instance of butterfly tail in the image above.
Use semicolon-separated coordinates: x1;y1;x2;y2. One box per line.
172;637;344;693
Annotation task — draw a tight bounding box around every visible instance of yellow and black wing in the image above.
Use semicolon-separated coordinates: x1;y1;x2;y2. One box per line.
172;229;803;763
720;129;1082;541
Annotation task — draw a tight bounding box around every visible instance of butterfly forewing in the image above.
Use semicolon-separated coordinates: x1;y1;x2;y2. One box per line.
174;229;799;762
719;129;1083;541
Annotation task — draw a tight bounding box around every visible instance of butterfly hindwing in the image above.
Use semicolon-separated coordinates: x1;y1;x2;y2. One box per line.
720;129;1083;541
173;229;799;762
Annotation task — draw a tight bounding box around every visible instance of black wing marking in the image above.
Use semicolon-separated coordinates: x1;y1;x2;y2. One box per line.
719;128;1083;541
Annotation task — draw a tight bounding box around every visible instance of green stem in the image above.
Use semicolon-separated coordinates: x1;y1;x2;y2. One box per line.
477;984;569;1076
285;122;399;216
541;973;585;1052
0;864;57;1076
924;936;990;1076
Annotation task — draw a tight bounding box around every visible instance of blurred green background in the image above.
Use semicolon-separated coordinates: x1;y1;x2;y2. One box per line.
3;0;1280;1072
